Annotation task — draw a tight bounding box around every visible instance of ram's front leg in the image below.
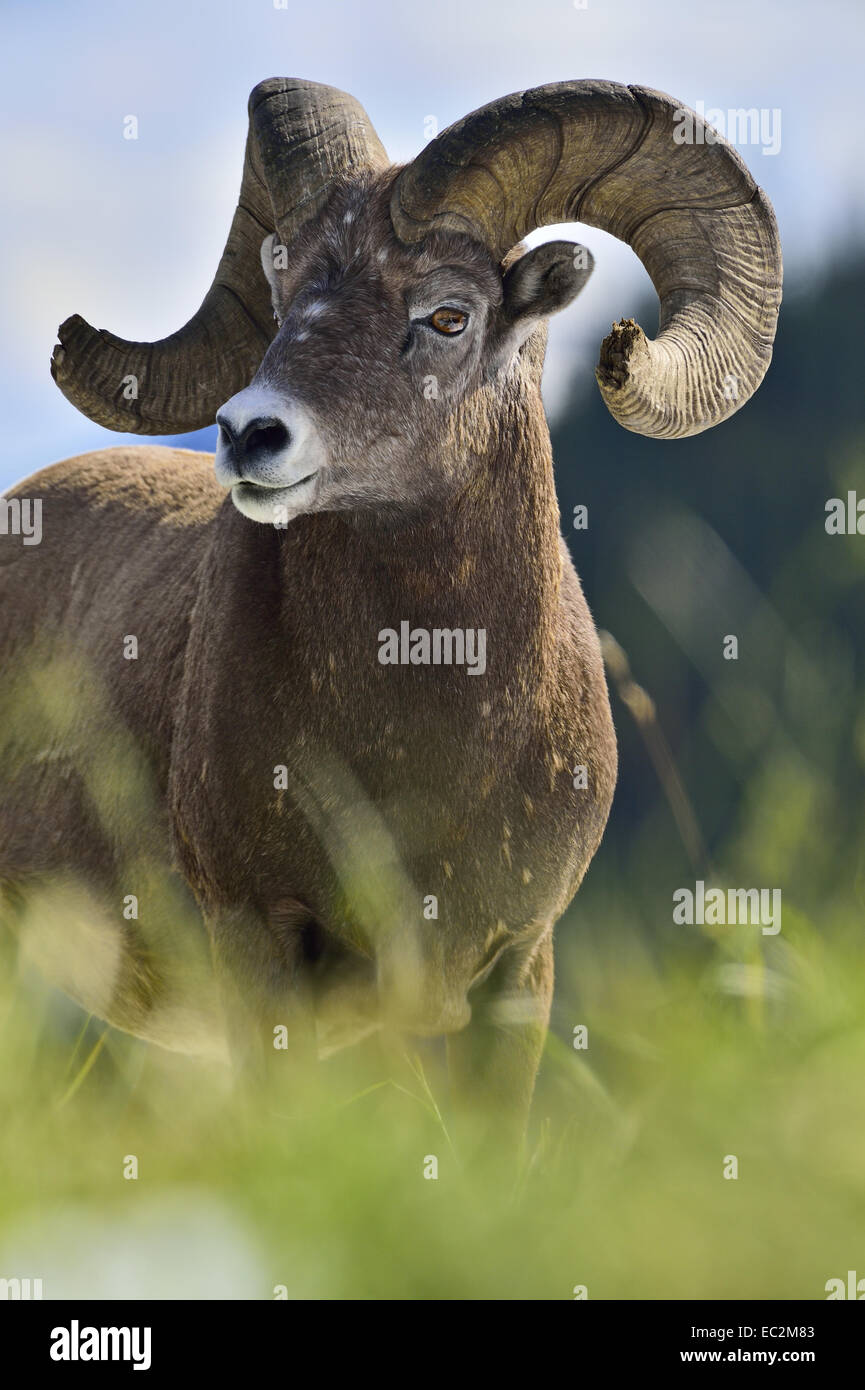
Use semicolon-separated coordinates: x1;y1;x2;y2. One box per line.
446;928;553;1168
205;900;316;1089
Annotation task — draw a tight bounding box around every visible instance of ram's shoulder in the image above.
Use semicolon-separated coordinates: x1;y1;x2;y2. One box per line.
9;446;223;524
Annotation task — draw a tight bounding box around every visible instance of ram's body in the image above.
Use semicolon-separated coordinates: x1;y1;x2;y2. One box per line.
0;77;780;1141
0;429;613;1091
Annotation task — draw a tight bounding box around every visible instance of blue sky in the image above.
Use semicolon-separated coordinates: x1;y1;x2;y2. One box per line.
1;0;862;489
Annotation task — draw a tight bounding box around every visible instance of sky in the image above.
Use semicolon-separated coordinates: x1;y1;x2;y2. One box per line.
1;0;862;489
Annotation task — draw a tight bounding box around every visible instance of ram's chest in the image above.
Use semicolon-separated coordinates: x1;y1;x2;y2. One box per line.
172;663;603;944
170;512;613;928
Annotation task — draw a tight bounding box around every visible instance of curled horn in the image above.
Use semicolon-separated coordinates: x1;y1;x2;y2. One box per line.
51;79;389;434
390;80;782;439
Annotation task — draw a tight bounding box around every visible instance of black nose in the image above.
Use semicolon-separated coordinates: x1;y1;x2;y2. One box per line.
215;412;290;471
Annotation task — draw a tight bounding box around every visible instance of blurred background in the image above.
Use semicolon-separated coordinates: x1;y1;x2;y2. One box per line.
1;0;864;1300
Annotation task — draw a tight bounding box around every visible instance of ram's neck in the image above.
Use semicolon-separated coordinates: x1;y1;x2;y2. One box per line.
309;380;564;675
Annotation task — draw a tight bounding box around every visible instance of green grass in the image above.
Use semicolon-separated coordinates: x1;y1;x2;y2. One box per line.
1;899;863;1300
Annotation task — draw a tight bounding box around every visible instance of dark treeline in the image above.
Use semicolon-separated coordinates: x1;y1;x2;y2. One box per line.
551;253;865;939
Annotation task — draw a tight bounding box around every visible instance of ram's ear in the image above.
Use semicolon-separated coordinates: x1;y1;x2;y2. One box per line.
260;233;286;317
502;240;594;324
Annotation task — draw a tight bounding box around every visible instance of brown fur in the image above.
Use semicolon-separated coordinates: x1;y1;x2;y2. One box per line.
0;171;617;1141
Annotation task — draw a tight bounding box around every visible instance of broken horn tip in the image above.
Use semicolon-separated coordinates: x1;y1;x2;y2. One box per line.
56;312;89;343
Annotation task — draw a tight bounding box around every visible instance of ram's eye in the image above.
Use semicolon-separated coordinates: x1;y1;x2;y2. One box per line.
429;307;468;335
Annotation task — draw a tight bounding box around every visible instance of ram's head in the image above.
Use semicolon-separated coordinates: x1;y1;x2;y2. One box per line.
51;78;782;524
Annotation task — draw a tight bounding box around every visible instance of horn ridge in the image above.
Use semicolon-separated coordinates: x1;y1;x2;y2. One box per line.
390;79;782;438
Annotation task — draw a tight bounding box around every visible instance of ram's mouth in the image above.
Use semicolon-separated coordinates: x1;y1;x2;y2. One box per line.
230;472;319;525
234;471;318;496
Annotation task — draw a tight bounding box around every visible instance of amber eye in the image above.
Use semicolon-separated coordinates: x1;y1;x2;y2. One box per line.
429;306;468;335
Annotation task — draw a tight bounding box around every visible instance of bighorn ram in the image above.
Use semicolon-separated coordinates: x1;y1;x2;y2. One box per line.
0;79;781;1144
